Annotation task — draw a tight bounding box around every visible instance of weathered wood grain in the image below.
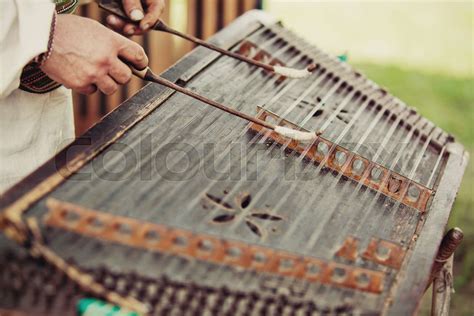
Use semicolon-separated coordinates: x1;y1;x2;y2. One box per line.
385;144;468;315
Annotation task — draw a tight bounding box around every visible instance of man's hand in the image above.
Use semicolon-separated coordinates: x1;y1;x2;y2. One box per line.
41;14;148;95
107;0;165;36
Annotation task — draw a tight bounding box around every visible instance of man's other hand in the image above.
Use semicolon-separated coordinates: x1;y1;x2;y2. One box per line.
106;0;165;36
41;14;148;95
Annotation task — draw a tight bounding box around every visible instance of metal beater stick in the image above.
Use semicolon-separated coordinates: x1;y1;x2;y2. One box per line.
97;0;316;78
131;66;317;141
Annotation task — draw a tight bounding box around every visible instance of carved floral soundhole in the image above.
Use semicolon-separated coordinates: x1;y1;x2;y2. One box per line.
203;191;283;238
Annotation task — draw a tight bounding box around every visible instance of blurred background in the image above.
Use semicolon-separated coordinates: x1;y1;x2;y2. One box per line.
76;0;473;313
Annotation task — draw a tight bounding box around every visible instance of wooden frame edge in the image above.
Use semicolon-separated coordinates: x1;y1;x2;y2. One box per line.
384;142;469;315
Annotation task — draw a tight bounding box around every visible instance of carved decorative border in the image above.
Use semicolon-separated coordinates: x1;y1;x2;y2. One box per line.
238;40;287;82
336;236;406;269
248;107;433;212
44;198;384;294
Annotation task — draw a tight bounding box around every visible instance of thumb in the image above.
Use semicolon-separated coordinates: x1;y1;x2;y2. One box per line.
117;39;149;70
123;0;145;21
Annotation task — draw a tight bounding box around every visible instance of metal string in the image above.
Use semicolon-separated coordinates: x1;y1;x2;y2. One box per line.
261;96;399;245
149;37;444;296
226;97;402;294
150;33;445;295
157;72;354;294
303;111;423;251
79;29;299;210
392;132;434;205
408;134;433;181
134;41;321;212
61;27;276;202
167;67;332;226
182;74;346;228
219;86;361;234
134;35;315;185
81;29;440;292
86;27;276;181
426;145;446;189
348;130;432;243
252;118;436;297
370;106;407;162
181;63;378;233
175;54;345;218
54;27;448;299
368;136;446;241
275;97;386;241
156;48;332;220
301;103;414;251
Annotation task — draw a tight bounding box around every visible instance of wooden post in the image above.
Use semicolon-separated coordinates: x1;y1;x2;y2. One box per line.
431;255;454;316
429;227;463;316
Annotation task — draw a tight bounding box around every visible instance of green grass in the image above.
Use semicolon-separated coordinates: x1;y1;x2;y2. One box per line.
356;64;474;142
354;62;474;314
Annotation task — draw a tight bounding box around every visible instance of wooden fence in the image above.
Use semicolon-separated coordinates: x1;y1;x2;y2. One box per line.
73;0;261;135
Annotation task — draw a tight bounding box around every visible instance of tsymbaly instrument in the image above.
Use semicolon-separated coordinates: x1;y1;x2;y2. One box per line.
0;9;468;316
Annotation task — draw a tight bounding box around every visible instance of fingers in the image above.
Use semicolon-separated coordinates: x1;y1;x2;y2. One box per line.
140;0;165;30
106;15;126;32
107;15;144;36
122;0;144;21
109;0;165;35
77;61;131;96
118;41;148;70
123;23;141;36
77;84;97;95
96;76;119;95
109;59;132;84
